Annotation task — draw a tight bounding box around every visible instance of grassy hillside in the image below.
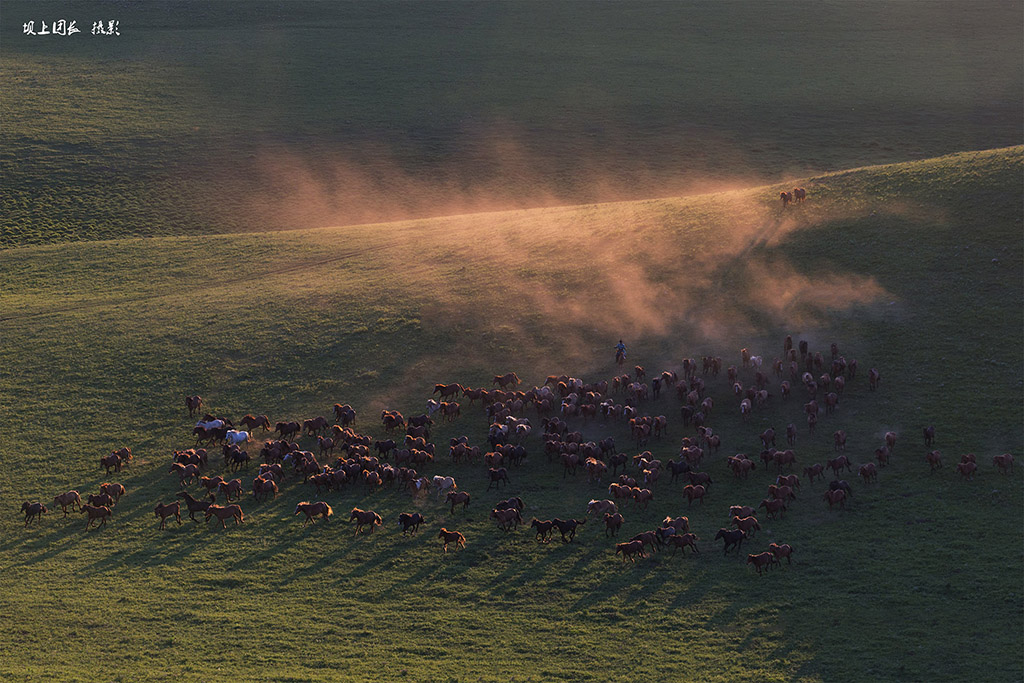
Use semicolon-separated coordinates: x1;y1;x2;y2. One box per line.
3;0;1022;245
1;148;1022;682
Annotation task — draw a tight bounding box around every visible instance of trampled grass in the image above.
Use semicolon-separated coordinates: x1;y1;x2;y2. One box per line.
1;149;1022;681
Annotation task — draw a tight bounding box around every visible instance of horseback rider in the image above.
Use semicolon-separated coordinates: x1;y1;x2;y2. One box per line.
615;339;627;361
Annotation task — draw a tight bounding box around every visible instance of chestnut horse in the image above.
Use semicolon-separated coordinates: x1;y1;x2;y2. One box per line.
349;507;382;534
615;539;646;562
604;512;624;536
205;504;244;528
185;395;203;418
822;489;847;510
747;551;777;575
53;491;81;517
294;501;333;526
446;490;471;514
154;501;181;529
665;533;699;555
438;527;466;553
769;542;794;564
81;504;112;530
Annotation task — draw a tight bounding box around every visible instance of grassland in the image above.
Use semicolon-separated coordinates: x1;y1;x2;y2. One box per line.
3;0;1022;245
1;148;1022;682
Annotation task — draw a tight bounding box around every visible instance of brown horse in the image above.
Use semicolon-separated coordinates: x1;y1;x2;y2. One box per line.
683;484;706;507
294;501;333;526
154;501;181;529
747;551;777;575
859;462;878;483
486;467;509;491
438;527;466;553
822;489;847;510
240;414;271;432
956;461;977;480
176;491;215;521
492;372;521;390
398;512;425;535
993;453;1015;474
275;421;301;439
444;490;470;514
53;491;81;517
218;479;244;502
252;475;279;502
100;453;123;474
100;482;126;503
603;512;624;536
433;383;463;399
81;504;112;530
205;504;244;528
925;450;943;472
87;493;115;509
715;528;746;555
22;501;47;526
759;497;786;519
827;455;852;476
349;507;382;535
185;395;203;418
490;507;523;532
551;518;585;543
615;539;646;562
530;518;555;542
665;533;699;555
769;542;794;564
732;516;761;537
803;463;825;483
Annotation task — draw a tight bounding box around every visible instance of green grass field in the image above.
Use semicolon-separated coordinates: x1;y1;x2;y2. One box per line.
1;148;1022;682
3;1;1022;246
2;2;1023;681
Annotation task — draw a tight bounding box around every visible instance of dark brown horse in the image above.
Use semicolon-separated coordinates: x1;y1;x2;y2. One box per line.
22;501;47;526
551;518;585;543
398;512;425;535
486;467;509;491
530;518;555;542
175;491;215;521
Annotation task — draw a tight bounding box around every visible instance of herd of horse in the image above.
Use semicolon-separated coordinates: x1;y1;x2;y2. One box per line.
22;336;1017;576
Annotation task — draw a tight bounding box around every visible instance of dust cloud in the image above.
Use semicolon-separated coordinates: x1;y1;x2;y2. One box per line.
211;133;913;376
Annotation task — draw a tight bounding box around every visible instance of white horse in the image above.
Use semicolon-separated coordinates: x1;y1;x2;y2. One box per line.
432;475;457;498
224;430;250;445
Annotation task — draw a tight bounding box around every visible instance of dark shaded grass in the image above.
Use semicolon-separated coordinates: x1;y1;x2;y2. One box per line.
2;1;1021;246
